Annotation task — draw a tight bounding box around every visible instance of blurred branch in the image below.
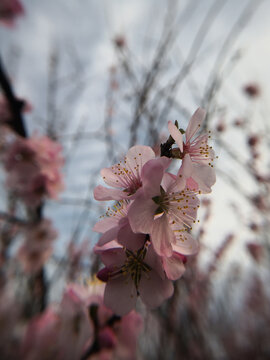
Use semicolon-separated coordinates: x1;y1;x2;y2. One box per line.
46;47;59;139
0;210;28;226
202;0;265;130
154;0;227;129
128;0;198;147
0;55;27;137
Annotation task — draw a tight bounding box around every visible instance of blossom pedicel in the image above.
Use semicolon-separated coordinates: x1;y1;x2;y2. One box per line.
93;108;216;315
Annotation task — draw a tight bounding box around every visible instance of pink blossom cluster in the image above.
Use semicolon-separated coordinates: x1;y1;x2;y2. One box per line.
0;0;24;27
3;135;64;207
21;283;143;360
18;219;57;273
93;108;216;315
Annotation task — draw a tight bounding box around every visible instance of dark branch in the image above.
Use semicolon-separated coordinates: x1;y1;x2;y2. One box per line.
0;55;27;137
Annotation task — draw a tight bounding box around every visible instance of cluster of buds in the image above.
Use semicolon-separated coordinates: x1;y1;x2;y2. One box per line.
93;108;216;315
2;135;64;207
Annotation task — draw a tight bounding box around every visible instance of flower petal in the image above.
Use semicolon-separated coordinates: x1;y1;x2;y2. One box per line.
94;185;128;201
125;145;155;172
96;247;126;267
97;226;120;246
117;222;145;251
94;240;121;253
185;108;206;142
162;172;186;193
172;231;199;255
162;254;186;280
161;172;176;191
128;195;156;234
186;177;199;192
191;163;216;193
141;158;170;198
104;276;137;316
178;154;193;178
139;270;174;309
151;214;174;257
144;244;165;279
93;216;119;233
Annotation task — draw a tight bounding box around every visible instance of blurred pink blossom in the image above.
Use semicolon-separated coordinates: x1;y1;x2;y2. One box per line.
28;135;64;198
243;83;261;98
3;135;64;206
246;242;263;263
21;308;61;359
57;286;94;360
22;286;94;360
65;282;143;360
18;219;57;273
114;35;126;49
0;0;24;27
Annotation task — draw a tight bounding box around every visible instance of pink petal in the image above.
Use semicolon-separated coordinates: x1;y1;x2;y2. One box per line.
141;158;170;198
173;232;199;255
97;226;120;246
139;270;174;308
94;185;127;201
162;254;186;280
151;214;174;257
161;172;176;192
168;121;183;152
94;240;121;253
128;196;156;234
185;108;206;142
97;247;126;267
100;168;124;188
178;154;193;178
117;222;145;251
97;267;111;282
191;163;216;193
125;145;155;171
186;177;199;192
116;312;143;359
144;244;165;279
93;216;119;233
161;172;186;195
104;276;137;316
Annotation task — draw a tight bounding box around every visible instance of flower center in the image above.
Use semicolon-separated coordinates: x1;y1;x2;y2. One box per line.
121;246;151;290
153;186;200;228
152;186;168;215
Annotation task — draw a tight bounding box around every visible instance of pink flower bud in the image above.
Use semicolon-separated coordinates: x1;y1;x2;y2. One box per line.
97;267;111;282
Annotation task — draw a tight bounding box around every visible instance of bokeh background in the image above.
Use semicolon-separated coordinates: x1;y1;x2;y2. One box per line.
1;0;270;358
